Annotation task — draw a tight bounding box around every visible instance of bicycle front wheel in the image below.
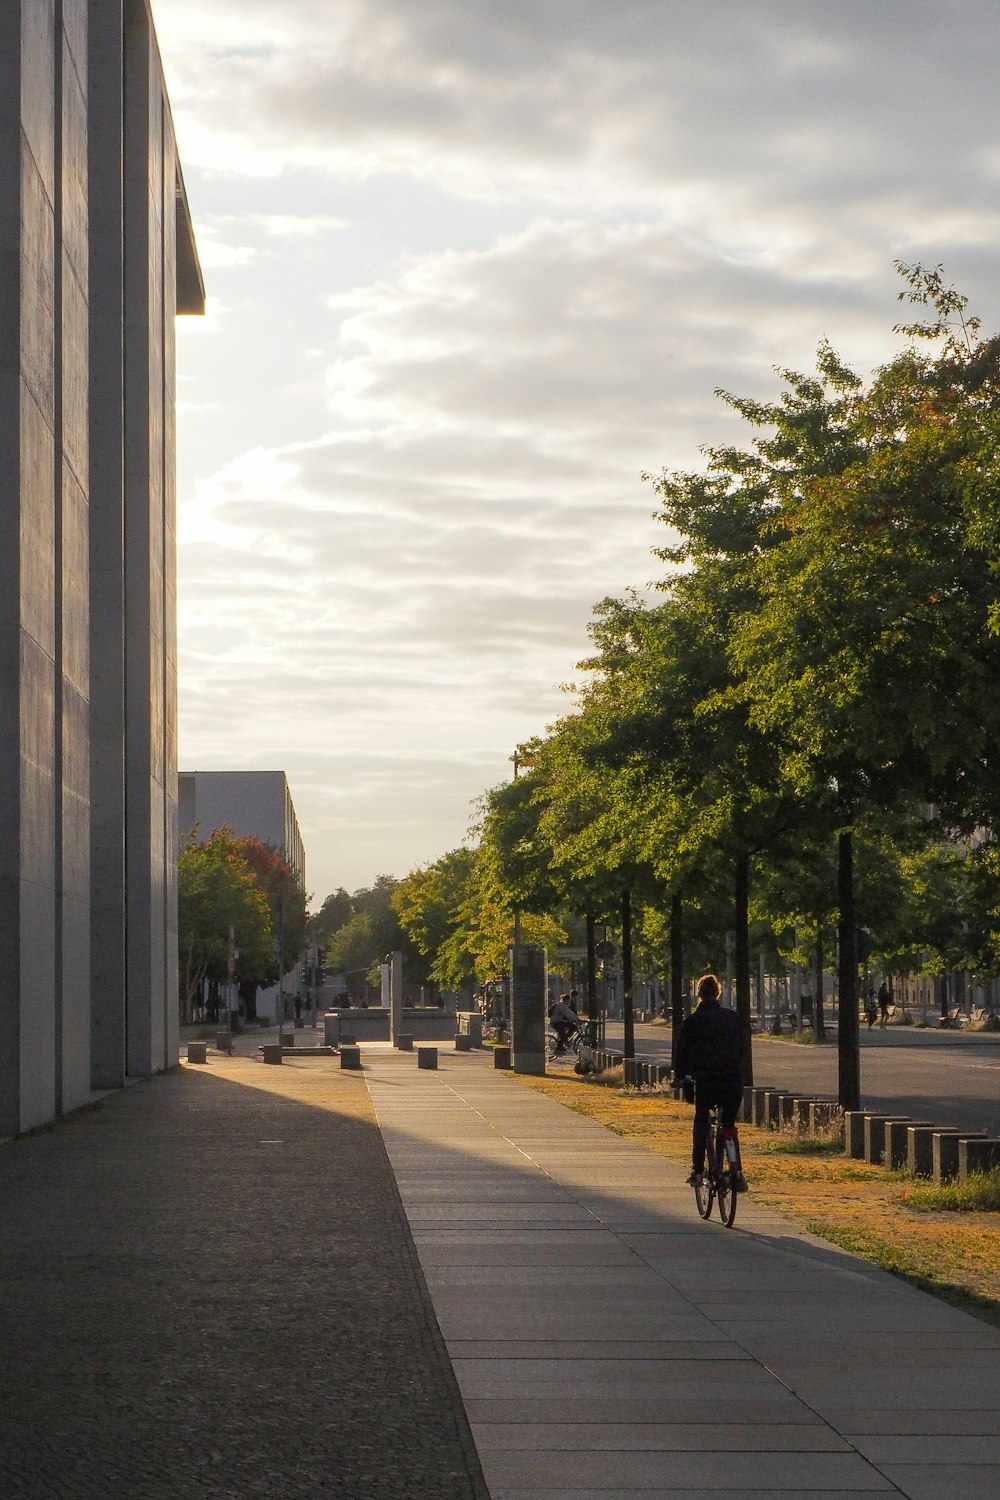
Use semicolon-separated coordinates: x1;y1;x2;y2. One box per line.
694;1174;714;1219
716;1163;738;1227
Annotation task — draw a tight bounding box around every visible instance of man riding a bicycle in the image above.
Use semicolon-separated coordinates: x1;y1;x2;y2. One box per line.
548;994;581;1055
672;973;748;1193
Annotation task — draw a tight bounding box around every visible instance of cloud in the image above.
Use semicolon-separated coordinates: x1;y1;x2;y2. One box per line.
162;0;1000;898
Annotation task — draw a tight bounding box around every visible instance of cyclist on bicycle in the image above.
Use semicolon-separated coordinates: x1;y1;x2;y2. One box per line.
548;994;581;1054
672;973;748;1192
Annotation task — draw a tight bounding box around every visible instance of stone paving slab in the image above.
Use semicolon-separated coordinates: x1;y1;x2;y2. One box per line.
0;1055;490;1500
365;1049;1000;1500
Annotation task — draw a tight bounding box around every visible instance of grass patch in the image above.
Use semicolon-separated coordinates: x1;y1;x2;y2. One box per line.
763;1129;845;1155
902;1170;1000;1213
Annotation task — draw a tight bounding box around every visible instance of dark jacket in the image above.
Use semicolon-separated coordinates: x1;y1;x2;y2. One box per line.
673;998;745;1078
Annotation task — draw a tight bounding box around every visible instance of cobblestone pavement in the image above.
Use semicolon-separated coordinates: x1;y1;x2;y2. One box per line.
0;1055;490;1499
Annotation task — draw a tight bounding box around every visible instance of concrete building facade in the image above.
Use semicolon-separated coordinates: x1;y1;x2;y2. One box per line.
0;1;203;1136
178;771;306;886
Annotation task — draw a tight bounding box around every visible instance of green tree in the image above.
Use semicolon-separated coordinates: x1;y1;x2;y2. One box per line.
178;828;272;1021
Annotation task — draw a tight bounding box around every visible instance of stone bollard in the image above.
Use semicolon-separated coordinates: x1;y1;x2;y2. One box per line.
493;1045;511;1069
454;1034;471;1052
886;1120;933;1170
323;1012;341;1047
960;1138;1000;1179
864;1115;909;1166
934;1130;986;1183
809;1101;839;1135
793;1097;820;1130
187;1042;208;1064
907;1125;938;1177
780;1095;797;1128
845;1111;871;1159
763;1091;783;1129
282;1032;296;1048
261;1044;282;1065
623;1058;641;1086
741;1086;754;1123
215;1030;233;1053
396;1034;414;1051
752;1087;769;1127
417;1046;438;1070
340;1033;357;1047
340;1046;361;1070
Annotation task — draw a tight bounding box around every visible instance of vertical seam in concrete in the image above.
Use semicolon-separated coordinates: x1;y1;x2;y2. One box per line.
53;0;65;1116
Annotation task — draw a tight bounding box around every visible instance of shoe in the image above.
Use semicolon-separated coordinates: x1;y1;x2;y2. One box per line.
685;1170;703;1187
733;1171;748;1193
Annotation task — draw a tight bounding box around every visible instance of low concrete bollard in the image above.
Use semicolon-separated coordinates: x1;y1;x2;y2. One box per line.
261;1044;282;1065
454;1034;471;1052
281;1033;296;1048
934;1130;986;1183
886;1120;933;1170
340;1033;357;1047
907;1125;938;1177
623;1058;641;1086
864;1115;909;1166
780;1095;797;1128
396;1034;414;1051
187;1041;208;1064
323;1012;341;1047
417;1046;438;1070
845;1111;871;1159
340;1046;361;1070
808;1101;839;1135
493;1045;511;1069
741;1086;754;1123
960;1138;1000;1179
763;1090;783;1128
215;1030;233;1053
793;1097;820;1130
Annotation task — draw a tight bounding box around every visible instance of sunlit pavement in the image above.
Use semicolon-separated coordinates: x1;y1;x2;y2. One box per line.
368;1045;1000;1500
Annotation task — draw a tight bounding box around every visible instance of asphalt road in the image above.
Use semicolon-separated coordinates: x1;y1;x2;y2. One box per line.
605;1020;1000;1138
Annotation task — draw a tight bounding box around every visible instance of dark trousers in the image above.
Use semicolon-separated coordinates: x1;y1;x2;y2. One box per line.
692;1073;743;1171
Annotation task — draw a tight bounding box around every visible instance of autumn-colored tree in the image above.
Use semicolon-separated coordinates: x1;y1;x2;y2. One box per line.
178;828;272;1020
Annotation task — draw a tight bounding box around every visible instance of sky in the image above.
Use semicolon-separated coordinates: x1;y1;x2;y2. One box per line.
156;0;1000;905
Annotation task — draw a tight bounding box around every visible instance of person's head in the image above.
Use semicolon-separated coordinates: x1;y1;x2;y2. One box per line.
696;973;721;1004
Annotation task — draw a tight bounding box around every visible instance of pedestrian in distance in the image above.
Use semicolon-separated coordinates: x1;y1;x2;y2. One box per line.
865;989;877;1028
877;980;891;1029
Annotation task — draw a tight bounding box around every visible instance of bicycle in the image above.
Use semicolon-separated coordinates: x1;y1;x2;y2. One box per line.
689;1090;741;1228
546;1025;583;1060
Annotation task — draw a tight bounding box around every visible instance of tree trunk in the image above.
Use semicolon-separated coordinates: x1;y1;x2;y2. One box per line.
621;888;634;1060
670;891;684;1072
585;911;597;1018
814;923;826;1040
735;851;753;1086
239;979;258;1022
837;827;860;1110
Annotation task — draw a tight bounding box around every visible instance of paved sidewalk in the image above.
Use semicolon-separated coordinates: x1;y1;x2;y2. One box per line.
366;1047;1000;1500
0;1053;488;1500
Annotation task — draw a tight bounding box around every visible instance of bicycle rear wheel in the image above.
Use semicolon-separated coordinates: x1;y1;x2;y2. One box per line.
716;1161;738;1227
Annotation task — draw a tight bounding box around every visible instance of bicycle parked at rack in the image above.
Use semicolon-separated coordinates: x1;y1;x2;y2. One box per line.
688;1085;742;1228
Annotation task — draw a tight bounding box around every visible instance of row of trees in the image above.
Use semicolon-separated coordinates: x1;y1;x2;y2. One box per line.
389;266;1000;1107
178;827;307;1022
